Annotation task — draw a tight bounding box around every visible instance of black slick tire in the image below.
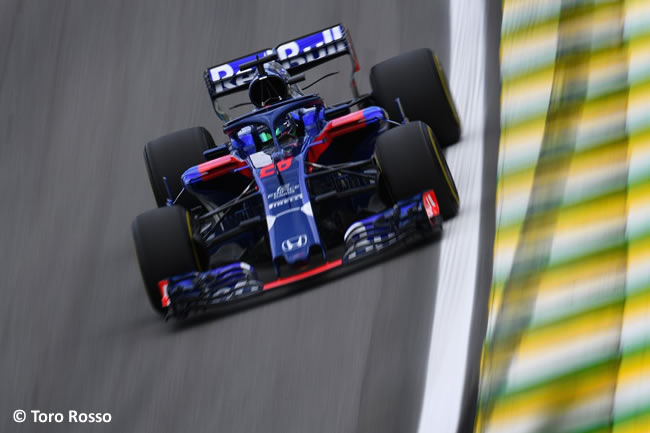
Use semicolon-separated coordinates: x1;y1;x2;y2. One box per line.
144;127;214;209
374;121;459;219
370;48;461;147
132;206;201;315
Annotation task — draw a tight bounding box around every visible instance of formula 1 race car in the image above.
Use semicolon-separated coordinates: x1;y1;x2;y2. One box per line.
132;24;461;319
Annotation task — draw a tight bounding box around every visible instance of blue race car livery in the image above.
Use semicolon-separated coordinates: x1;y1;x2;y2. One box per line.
132;24;462;319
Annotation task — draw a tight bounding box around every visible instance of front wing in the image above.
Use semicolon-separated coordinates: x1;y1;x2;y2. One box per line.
160;190;443;319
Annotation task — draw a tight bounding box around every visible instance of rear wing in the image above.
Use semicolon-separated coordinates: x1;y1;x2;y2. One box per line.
204;24;360;121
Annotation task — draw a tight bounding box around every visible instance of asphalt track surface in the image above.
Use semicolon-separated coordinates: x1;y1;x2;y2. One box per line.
0;1;499;432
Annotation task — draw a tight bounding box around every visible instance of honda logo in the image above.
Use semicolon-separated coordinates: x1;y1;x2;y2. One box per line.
282;234;308;252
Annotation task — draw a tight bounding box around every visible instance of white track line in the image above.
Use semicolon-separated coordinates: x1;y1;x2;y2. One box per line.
417;1;487;432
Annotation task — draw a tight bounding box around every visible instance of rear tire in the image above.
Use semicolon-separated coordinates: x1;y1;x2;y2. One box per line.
144;127;214;209
132;206;201;314
374;121;459;219
370;48;461;147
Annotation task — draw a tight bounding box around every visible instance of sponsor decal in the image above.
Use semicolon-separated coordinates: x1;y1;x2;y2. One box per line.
422;190;440;220
158;279;170;307
267;183;299;200
276;25;346;70
268;193;303;210
282;234;308;252
210;25;348;94
210;63;262;94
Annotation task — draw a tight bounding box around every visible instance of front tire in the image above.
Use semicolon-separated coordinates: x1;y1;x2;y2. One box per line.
370;48;461;147
132;206;201;314
374;121;459;219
